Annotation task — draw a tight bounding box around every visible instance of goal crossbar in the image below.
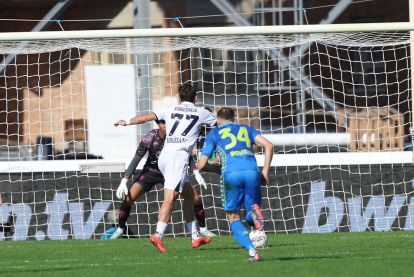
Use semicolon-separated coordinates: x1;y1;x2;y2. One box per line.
0;22;413;41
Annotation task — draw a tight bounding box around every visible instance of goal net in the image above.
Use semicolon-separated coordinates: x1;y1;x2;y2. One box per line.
0;26;413;240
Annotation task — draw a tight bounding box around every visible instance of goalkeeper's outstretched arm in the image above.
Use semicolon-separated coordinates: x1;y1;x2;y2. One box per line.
124;152;144;180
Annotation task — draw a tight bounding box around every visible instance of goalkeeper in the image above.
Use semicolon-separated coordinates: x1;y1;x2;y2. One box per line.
109;119;216;239
196;107;273;262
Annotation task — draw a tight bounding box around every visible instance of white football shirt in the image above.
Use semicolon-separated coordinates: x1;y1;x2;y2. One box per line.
154;101;216;153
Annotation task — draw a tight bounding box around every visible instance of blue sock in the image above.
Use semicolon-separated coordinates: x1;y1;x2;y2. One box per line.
245;212;254;227
230;220;255;251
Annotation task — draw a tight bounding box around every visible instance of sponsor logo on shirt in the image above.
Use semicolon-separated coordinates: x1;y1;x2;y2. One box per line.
230;149;254;157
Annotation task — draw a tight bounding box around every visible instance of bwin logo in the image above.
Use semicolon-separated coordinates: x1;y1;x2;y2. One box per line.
303;182;414;233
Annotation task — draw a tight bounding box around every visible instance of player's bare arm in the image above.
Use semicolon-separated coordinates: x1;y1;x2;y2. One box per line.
254;135;273;185
114;112;157;126
196;155;209;171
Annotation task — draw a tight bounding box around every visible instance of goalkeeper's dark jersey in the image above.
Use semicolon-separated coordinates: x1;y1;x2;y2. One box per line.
137;129;165;174
124;129;165;178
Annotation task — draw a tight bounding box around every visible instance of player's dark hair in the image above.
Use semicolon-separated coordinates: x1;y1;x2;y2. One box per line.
178;83;196;103
217;107;235;121
155;119;165;124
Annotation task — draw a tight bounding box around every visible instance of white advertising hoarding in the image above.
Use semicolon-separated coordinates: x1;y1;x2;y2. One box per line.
85;64;138;162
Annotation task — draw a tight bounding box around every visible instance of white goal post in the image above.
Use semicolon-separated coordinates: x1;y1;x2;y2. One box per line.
0;22;414;41
1;22;414;241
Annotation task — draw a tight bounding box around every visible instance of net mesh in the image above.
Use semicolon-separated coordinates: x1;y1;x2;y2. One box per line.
0;31;413;240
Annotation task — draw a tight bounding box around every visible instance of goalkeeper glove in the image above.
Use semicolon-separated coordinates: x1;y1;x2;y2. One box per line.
193;169;207;190
116;178;129;200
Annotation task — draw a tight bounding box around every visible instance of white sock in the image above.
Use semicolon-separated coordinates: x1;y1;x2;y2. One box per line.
155;221;168;240
248;248;257;257
186;220;200;240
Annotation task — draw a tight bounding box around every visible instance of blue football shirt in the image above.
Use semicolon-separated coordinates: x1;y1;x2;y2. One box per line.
201;122;260;173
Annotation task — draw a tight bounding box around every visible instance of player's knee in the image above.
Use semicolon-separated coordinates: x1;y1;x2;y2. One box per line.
163;190;178;203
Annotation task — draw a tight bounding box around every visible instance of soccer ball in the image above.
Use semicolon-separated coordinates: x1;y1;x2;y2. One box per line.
249;230;268;248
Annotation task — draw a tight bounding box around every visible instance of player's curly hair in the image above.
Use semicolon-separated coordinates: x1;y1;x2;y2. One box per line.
217;107;235;121
178;83;196;103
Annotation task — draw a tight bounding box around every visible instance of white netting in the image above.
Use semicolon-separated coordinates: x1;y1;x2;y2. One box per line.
0;31;413;240
0;32;410;54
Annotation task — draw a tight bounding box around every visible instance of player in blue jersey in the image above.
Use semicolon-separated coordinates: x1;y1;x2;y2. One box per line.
196;107;273;262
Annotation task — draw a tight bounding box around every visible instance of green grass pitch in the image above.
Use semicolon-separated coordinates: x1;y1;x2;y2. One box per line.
1;231;413;277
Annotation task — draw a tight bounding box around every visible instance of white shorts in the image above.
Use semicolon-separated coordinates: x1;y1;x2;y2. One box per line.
158;150;190;193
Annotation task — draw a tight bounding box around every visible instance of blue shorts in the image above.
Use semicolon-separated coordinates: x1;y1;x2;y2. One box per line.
221;170;261;212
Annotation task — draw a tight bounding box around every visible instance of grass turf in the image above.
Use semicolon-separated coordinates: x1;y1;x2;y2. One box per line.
0;231;413;277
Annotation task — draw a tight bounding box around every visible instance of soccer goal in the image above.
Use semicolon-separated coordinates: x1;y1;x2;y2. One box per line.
1;22;414;240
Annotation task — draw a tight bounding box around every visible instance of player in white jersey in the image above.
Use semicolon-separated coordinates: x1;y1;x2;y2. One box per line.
114;83;216;253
